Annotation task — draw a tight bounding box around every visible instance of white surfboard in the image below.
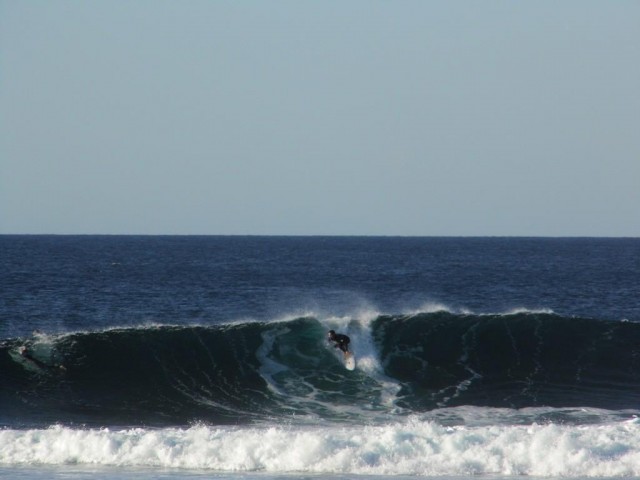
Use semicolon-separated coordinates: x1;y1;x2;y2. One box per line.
344;351;356;371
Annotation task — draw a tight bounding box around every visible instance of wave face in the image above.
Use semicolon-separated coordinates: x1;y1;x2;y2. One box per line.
375;312;640;412
2;313;640;428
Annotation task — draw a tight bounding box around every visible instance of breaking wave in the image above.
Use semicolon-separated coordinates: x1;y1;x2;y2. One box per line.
2;311;640;428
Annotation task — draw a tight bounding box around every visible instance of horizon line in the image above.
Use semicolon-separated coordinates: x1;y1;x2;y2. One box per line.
1;233;638;239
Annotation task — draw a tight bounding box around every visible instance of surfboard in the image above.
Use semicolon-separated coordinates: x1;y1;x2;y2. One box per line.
344;351;356;370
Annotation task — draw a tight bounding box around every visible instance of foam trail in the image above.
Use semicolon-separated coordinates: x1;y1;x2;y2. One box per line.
2;419;640;476
256;326;290;396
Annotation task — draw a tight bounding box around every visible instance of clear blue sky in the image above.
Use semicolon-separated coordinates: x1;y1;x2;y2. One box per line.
1;1;639;236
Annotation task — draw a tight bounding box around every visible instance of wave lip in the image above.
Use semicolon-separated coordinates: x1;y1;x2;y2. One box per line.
2;419;640;476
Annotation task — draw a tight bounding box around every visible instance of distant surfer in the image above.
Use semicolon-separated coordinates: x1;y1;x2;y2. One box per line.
327;330;350;354
19;346;46;367
19;346;66;372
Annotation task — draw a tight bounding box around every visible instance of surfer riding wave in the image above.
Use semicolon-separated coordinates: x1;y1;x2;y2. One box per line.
327;330;350;353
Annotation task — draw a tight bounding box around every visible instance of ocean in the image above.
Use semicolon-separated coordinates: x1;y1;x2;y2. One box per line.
1;235;640;479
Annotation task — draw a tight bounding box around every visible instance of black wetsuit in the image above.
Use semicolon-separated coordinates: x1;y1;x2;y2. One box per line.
331;333;350;353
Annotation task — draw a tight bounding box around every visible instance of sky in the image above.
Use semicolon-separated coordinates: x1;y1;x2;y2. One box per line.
1;1;639;236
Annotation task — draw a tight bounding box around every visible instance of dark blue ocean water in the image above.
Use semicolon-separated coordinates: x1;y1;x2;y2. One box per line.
3;236;638;336
1;236;640;477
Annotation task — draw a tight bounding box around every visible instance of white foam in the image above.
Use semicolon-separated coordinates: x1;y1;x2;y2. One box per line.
404;301;454;315
501;307;555;316
400;303;556;318
3;419;640;476
256;326;291;397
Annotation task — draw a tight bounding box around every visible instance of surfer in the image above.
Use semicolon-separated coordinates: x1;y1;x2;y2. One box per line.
327;330;350;353
19;346;66;372
19;346;45;367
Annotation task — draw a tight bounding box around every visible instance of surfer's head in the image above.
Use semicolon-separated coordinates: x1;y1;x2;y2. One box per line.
328;330;336;339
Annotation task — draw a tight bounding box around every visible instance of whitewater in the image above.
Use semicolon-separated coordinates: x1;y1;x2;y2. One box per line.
3;416;640;476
